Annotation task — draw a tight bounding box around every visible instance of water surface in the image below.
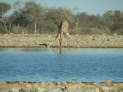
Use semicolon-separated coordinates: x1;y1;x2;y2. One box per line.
0;48;123;82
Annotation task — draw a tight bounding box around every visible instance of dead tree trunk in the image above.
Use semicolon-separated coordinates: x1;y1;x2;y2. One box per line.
17;24;20;33
34;23;37;33
9;23;12;33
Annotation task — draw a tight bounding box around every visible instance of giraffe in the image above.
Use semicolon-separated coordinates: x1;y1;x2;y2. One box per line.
55;19;71;40
39;19;72;47
47;19;72;47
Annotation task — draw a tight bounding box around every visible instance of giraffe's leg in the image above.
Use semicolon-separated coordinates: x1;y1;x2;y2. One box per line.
59;31;63;47
55;32;60;40
48;33;61;47
65;33;73;40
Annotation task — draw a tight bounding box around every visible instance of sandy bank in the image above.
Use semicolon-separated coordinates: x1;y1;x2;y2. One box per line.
0;34;123;48
0;80;123;92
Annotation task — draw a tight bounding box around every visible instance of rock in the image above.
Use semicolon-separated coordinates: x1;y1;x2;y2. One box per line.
37;87;46;92
8;90;13;92
30;88;38;92
94;87;103;92
50;88;60;92
32;84;39;88
8;88;19;92
101;86;119;92
25;84;32;89
104;80;113;86
19;88;27;92
84;87;103;92
67;85;82;92
39;43;48;47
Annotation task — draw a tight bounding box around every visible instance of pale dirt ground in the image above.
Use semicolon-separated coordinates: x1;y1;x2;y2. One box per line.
0;80;123;92
0;34;123;48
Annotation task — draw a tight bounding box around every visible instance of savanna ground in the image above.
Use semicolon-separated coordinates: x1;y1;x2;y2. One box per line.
0;80;123;92
0;34;123;48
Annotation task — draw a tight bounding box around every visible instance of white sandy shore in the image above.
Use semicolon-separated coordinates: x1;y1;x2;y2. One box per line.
0;34;123;48
0;80;123;92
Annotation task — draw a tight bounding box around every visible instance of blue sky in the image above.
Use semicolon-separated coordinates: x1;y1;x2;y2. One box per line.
0;0;123;15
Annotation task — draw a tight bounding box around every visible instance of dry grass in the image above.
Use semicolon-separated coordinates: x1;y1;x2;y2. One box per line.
0;34;123;48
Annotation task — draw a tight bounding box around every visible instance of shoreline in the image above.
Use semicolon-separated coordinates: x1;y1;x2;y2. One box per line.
0;80;123;92
1;46;123;48
1;34;123;48
0;80;123;83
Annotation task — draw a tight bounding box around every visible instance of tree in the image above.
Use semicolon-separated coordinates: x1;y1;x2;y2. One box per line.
0;2;11;33
22;1;45;33
103;10;123;34
45;8;75;33
0;2;11;17
10;1;45;33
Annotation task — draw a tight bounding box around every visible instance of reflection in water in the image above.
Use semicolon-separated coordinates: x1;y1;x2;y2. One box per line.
18;48;49;52
59;47;62;55
0;48;7;51
0;48;81;55
1;48;123;55
49;48;81;55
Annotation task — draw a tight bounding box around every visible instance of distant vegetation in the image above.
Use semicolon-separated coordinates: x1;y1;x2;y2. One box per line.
0;1;123;35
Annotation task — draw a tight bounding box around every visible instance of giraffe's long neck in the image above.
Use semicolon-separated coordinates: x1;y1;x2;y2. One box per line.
58;20;63;33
